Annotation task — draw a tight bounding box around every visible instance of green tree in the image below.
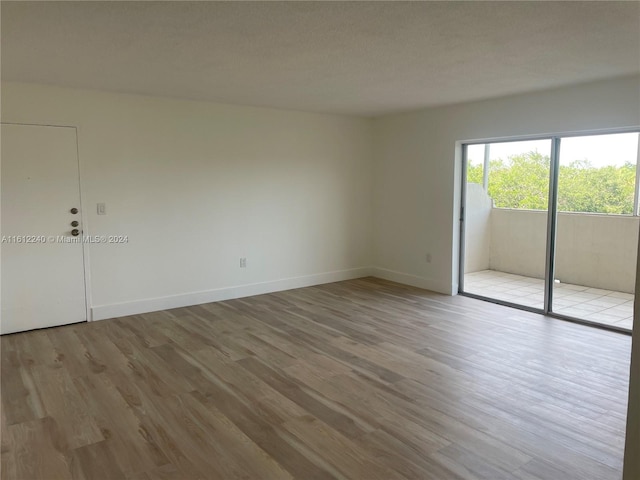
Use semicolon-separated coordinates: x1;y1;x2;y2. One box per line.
557;160;635;214
467;163;483;185
467;151;636;214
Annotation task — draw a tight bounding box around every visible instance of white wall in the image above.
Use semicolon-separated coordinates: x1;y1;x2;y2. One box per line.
372;75;640;294
488;208;547;278
555;213;639;293
488;209;639;293
463;183;492;273
1;82;373;319
624;222;640;479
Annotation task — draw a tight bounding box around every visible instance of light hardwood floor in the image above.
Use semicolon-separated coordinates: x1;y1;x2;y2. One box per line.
0;277;632;479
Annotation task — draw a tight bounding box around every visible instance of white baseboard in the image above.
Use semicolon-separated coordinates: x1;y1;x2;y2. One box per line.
370;267;452;295
91;266;456;321
91;267;372;321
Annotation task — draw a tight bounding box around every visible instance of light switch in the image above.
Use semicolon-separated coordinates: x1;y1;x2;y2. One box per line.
97;203;106;215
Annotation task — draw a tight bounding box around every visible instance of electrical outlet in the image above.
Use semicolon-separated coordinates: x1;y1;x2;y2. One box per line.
240;257;247;268
97;203;106;215
426;253;432;263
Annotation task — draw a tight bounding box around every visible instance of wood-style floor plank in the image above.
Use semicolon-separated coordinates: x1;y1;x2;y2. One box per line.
1;277;631;479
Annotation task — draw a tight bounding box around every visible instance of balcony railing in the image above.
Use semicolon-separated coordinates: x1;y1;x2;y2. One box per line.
464;183;639;294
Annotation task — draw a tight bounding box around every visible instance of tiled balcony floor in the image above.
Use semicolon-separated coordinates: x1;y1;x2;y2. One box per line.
464;270;634;330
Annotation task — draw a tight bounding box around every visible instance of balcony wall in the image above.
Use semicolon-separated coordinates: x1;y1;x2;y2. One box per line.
463;183;492;272
465;183;639;293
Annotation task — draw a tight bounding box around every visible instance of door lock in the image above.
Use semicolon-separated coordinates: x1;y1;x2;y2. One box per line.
71;221;79;227
70;207;78;214
71;229;80;237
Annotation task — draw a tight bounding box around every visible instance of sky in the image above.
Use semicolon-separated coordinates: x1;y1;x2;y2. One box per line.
468;132;639;168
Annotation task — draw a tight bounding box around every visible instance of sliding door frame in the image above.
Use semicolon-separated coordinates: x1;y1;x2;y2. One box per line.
459;127;639;335
543;137;560;313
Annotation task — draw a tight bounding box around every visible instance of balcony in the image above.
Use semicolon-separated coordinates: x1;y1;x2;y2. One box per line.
463;184;637;330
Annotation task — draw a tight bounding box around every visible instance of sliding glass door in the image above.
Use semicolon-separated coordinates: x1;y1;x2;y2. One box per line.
462;139;552;310
551;132;639;330
460;130;639;332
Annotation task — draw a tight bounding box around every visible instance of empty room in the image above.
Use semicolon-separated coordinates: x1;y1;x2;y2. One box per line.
1;2;640;479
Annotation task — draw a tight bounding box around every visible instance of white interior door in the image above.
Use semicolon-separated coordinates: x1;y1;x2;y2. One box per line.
1;124;87;334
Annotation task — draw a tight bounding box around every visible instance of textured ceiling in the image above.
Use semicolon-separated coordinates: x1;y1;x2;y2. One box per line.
2;1;639;116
